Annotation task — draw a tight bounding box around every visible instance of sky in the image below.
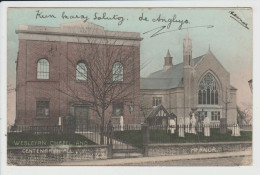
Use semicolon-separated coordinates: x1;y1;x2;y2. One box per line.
7;8;252;125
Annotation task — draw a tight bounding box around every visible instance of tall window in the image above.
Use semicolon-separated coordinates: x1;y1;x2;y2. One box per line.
36;100;49;118
76;62;87;81
198;73;219;105
112;62;123;81
37;59;49;79
112;102;124;116
153;97;162;107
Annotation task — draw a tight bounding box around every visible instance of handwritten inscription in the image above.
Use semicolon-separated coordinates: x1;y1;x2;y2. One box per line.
36;10;56;19
229;11;249;30
35;10;125;26
34;10;214;38
94;12;125;26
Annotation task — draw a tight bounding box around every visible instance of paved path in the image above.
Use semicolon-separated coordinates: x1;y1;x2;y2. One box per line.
60;150;252;166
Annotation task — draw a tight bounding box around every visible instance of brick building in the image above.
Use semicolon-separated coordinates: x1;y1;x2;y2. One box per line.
15;21;142;128
140;31;238;125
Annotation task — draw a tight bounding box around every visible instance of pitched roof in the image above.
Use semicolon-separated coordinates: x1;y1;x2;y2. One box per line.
140;55;204;90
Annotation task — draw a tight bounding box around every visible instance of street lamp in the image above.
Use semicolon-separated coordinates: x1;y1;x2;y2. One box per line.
248;79;253;93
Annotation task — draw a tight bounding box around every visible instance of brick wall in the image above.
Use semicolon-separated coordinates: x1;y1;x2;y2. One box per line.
8;145;108;165
146;141;251;157
16;39;140;126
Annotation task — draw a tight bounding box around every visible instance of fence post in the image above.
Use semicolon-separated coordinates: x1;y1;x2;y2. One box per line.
142;123;149;157
220;118;227;134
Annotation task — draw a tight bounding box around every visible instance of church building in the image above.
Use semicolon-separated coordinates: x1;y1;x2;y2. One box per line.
140;32;237;125
15;21;142;128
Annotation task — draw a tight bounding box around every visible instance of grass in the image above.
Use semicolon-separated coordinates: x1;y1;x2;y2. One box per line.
114;129;252;148
8;132;96;147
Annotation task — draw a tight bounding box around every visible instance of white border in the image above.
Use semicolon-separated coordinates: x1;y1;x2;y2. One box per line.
1;1;260;175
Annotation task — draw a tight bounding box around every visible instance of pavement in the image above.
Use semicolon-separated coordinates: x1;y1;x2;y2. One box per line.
59;150;252;166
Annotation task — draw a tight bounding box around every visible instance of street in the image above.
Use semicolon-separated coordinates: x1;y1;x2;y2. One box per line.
121;156;252;166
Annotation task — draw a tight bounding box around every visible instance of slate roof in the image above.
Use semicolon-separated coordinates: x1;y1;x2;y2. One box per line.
140;55;204;90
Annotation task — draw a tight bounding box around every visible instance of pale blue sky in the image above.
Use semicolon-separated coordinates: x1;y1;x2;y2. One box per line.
7;8;252;106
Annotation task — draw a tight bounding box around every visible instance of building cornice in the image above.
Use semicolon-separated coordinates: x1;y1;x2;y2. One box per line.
16;30;143;41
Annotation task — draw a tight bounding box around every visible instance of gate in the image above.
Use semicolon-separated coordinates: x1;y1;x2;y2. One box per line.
107;124;143;159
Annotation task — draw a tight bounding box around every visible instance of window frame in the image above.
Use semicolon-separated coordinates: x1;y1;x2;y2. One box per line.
112;102;124;116
76;62;87;81
36;100;50;118
198;73;219;105
152;97;162;107
37;58;50;80
112;62;124;82
211;111;220;121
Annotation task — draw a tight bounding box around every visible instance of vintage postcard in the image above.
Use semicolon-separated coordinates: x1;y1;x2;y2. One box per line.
1;2;256;171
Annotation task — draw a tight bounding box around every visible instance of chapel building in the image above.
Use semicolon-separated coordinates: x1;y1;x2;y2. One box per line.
140;32;237;125
15;21;142;128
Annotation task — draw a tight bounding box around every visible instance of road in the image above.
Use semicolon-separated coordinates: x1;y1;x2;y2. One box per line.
121;156;252;166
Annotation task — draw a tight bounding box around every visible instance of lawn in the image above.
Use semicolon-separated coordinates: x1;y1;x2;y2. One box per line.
8;132;96;147
113;129;252;148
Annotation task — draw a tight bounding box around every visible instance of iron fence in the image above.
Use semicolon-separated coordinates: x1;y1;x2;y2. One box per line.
147;124;252;144
7;123;252;147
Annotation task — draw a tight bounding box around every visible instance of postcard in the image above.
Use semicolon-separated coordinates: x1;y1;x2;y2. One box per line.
1;1;258;174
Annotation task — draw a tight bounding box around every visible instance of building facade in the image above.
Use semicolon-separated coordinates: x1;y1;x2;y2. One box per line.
140;32;237;125
15;21;142;128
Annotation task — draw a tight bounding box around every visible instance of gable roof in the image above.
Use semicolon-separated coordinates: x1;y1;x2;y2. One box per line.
140;55;204;90
146;104;171;119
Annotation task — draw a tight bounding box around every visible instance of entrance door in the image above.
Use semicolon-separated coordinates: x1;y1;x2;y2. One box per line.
75;106;89;131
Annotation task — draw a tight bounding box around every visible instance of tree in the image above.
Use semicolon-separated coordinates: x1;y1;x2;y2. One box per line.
54;30;141;144
237;103;252;125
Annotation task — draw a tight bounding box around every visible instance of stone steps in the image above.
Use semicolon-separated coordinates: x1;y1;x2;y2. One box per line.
112;148;143;159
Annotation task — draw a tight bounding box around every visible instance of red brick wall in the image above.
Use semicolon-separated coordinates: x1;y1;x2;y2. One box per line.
16;40;140;126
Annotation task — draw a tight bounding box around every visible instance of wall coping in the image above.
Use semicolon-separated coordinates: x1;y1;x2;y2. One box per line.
148;141;252;147
8;145;108;150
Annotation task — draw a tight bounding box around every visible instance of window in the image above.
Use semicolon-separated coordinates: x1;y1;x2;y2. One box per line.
153;97;162;107
198;73;219;105
112;102;124;116
211;111;220;121
36;101;49;118
76;62;87;81
198;111;207;122
37;59;49;79
112;62;123;81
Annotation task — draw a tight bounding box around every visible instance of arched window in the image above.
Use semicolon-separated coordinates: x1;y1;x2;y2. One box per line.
76;62;87;81
198;73;219;105
112;62;123;81
37;59;49;79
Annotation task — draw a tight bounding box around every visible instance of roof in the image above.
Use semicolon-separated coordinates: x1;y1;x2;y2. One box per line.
140;55;204;90
146;104;171;119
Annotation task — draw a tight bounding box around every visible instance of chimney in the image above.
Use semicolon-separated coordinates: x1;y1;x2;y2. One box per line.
163;49;173;71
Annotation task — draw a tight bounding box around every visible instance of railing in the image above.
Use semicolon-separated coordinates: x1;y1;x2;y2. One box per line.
147;124;252;144
7;124;142;147
7;124;252;147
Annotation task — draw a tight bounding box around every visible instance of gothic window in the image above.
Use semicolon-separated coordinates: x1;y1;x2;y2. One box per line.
198;73;219;105
76;62;87;81
36;100;49;118
37;59;49;79
153;97;162;107
112;62;123;82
